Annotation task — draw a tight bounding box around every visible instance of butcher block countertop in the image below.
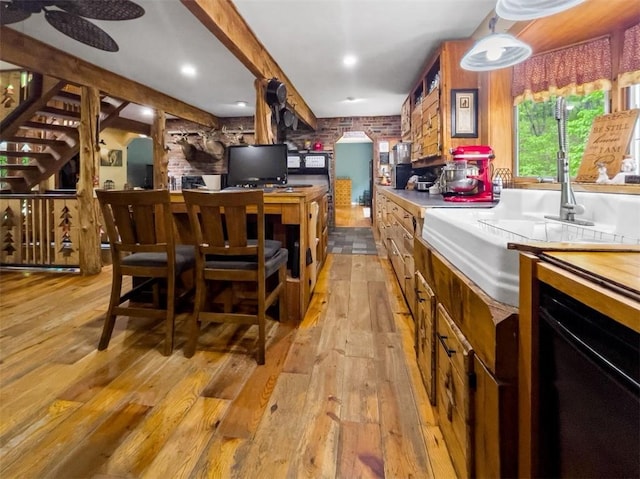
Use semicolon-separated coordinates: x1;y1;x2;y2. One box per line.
531;251;640;332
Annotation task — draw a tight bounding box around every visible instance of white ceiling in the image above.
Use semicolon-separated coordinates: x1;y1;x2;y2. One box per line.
5;0;497;123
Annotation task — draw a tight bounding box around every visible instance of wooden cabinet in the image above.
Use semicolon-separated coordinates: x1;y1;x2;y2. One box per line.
334;178;352;206
517;251;640;478
415;270;436;403
405;39;479;166
400;97;411;141
414;235;518;478
436;304;474;479
379;189;420;318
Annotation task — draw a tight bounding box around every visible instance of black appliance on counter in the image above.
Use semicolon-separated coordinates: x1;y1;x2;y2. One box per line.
286;151;331;190
391;163;413;189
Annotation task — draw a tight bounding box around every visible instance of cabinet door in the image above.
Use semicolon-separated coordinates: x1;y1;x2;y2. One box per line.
404;254;416;317
388;238;405;290
416;271;437;404
436;304;474;479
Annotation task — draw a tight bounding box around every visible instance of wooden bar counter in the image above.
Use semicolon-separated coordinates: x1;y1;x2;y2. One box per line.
170;185;329;322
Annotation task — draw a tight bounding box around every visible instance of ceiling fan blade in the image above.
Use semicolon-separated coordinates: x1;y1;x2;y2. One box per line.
0;1;31;25
45;10;119;52
54;0;144;21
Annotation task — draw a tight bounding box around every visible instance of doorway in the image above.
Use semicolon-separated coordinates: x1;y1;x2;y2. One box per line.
334;136;373;227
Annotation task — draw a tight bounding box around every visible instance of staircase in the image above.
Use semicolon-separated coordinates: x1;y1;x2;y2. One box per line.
0;73;127;193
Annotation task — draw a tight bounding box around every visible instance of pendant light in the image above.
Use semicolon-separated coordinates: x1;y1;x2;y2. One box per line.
495;0;585;21
460;16;532;71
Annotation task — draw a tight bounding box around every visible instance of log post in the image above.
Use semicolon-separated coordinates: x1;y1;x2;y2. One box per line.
77;86;102;275
152;109;168;189
254;79;274;144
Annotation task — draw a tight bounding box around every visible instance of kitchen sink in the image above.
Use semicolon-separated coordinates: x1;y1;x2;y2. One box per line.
422;189;640;307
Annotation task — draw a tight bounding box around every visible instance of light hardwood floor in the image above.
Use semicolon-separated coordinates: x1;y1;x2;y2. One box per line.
0;234;456;478
335;205;372;228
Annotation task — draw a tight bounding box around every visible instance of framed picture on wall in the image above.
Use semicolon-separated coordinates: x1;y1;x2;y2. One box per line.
451;89;478;138
101;149;123;167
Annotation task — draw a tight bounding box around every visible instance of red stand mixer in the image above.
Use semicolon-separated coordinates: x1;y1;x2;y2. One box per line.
442;145;494;202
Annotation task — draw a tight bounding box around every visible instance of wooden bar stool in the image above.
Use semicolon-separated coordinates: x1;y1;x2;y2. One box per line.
96;189;195;355
182;189;288;364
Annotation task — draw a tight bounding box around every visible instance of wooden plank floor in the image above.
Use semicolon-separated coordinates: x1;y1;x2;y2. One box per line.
335;205;372;228
0;234;456;478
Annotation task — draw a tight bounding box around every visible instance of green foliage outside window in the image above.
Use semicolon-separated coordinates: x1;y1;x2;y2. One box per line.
516;91;605;178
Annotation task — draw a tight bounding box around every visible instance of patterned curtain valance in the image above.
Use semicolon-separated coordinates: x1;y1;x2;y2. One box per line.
512;37;612;105
619;22;640;88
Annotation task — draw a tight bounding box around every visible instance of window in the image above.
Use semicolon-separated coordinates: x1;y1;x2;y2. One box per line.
627;83;640;173
515;91;607;178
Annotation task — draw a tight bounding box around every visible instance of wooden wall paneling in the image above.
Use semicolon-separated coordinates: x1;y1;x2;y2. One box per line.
513;0;640;56
482;69;514;171
78;86;102;275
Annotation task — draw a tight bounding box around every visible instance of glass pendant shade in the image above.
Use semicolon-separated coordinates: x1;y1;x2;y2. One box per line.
495;0;585;21
460;33;532;71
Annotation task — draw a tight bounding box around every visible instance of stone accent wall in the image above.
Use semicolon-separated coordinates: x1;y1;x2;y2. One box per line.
165;115;400;177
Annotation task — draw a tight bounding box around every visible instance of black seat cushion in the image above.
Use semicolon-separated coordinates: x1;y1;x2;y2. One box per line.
204;248;288;277
205;239;283;262
121;244;196;274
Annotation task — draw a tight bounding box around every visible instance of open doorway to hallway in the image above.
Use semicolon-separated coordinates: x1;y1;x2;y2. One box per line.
334;137;373;228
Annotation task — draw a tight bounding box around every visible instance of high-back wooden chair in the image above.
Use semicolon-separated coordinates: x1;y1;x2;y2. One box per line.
182;189;288;364
96;189;195;356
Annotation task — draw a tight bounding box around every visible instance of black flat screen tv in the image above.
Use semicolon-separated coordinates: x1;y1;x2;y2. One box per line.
226;144;288;187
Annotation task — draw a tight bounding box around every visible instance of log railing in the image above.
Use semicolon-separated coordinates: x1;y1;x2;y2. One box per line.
0;193;83;269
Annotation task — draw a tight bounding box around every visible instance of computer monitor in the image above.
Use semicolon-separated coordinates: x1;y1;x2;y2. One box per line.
226;144;288;187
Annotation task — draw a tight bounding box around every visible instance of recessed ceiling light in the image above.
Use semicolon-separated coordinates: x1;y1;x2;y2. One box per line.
181;64;197;77
346;96;356;102
343;55;357;67
236;101;248;107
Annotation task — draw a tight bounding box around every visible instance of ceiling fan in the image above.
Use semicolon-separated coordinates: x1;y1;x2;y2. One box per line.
0;0;145;52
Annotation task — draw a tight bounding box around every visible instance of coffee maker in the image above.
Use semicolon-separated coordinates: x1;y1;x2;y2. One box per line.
442;145;494;202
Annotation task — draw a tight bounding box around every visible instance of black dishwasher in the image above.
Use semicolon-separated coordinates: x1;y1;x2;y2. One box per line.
538;283;640;478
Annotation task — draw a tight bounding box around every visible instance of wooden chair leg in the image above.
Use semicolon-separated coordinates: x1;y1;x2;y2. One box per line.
278;264;287;323
257;309;265;365
99;272;122;350
163;276;176;356
184;276;206;358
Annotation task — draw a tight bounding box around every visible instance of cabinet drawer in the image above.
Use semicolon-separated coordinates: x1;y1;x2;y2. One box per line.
436;304;474;479
390;204;414;235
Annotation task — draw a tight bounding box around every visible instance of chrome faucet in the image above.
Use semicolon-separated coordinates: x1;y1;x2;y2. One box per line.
545;96;593;226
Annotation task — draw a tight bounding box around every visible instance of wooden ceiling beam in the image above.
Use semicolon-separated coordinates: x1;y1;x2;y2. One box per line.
181;0;318;131
0;27;219;128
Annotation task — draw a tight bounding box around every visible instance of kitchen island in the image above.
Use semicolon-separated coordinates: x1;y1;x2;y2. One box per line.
170;185;329;322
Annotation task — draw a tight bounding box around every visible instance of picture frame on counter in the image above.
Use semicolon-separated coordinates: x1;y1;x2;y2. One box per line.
451;89;478;138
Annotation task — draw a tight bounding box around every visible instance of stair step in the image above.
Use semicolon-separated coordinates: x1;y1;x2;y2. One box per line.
0;176;28;183
3;136;71;148
53;91;114;111
37;106;81;122
0;164;40;171
0;151;55;160
21;121;78;136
